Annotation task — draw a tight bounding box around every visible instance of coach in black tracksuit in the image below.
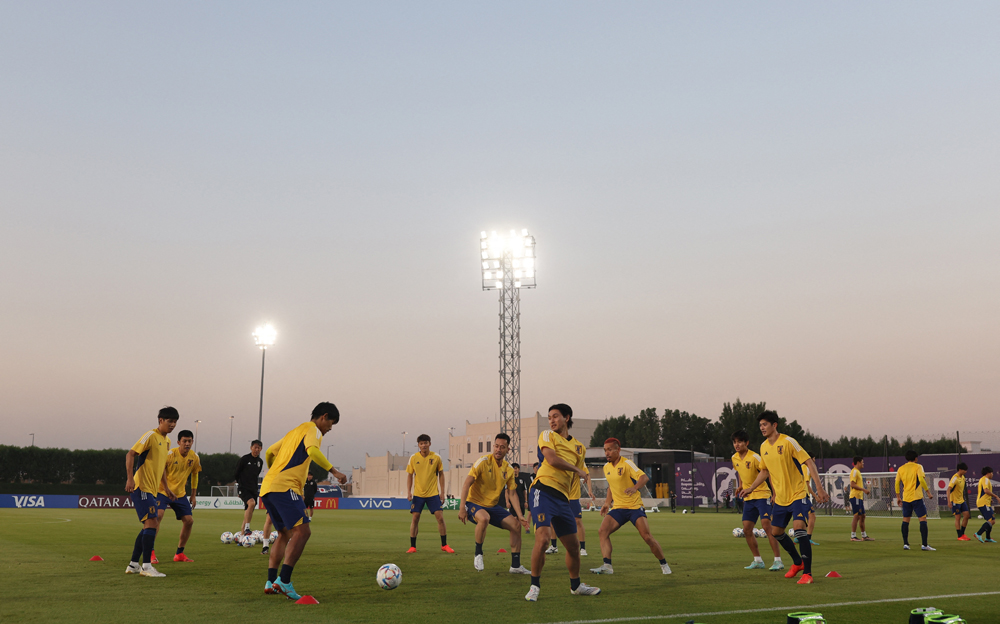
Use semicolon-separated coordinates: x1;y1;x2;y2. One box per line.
234;440;264;534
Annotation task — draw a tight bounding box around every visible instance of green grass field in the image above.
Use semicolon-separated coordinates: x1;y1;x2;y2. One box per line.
2;508;996;623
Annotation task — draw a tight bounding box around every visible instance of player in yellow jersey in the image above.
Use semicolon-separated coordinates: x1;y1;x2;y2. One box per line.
124;406;178;578
154;429;201;563
948;462;971;541
894;450;934;551
406;433;454;554
848;456;873;541
544;419;596;557
261;402;344;600
974;466;999;543
459;433;529;574
525;404;600;601
589;437;670;577
730;430;781;571
738;411;828;585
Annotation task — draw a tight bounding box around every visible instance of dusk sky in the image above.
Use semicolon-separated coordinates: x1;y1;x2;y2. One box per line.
2;3;997;470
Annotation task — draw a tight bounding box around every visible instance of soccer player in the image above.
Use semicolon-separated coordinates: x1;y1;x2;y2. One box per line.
124;406;178;578
801;464;819;546
154;429;201;563
546;420;595;556
526;404;600;601
458;433;529;573
849;456;873;541
261;402;346;600
894;450;934;551
949;463;971;540
589;437;670;577
507;463;533;534
235;440;265;535
730;430;782;571
974;466;999;543
738;410;829;584
304;474;318;518
406;433;454;553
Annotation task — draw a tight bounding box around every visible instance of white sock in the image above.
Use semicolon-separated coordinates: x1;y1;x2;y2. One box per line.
754;556;763;562
142;562;152;570
263;538;269;547
861;532;867;537
851;532;857;537
244;523;250;530
774;556;782;562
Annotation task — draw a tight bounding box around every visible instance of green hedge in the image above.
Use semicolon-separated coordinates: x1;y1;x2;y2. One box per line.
0;445;240;495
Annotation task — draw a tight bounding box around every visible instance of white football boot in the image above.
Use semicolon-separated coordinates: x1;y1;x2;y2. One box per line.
508;565;530;574
661;561;672;574
571;582;601;595
139;564;166;578
125;562;141;574
474;554;484;571
579;548;588;556
525;585;540;601
589;563;613;574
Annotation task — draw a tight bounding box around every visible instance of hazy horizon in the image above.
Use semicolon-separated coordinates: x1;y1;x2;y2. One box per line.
2;3;997;471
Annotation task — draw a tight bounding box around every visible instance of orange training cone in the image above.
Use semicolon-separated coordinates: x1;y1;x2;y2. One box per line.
295;595;319;604
497;548;508;553
825;571;842;578
89;555;104;561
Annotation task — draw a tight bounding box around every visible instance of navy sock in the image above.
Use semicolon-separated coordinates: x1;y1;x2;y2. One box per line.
176;547;184;555
131;530;143;563
957;528;963;537
901;521;910;544
987;524;994;539
530;575;540;588
441;535;448;547
551;539;557;548
580;541;586;550
512;552;520;568
279;564;293;584
658;558;666;565
475;542;483;556
603;557;612;565
919;521;928;546
774;533;802;566
795;530;812;575
410;536;416;548
570;577;581;591
268;568;278;582
979;522;990;536
141;528;156;564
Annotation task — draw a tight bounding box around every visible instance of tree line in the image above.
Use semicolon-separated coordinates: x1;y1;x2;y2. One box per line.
589;399;961;460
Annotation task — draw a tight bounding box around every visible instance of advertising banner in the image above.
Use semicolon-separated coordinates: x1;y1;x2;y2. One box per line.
0;494;80;509
313;497;339;509
78;495;133;508
337;497;410;510
194;497;245;510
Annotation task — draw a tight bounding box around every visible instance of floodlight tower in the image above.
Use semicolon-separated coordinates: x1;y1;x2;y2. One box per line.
480;229;536;465
252;323;277;442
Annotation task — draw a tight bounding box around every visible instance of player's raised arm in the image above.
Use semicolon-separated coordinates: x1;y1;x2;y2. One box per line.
438;466;446;503
265;440;282;467
739;468;769;498
540;447;586;478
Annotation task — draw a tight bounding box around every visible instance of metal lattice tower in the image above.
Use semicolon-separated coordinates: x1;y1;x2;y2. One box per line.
480;230;536;466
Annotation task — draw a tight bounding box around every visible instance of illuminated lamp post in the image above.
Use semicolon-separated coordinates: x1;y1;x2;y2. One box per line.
252;323;277;442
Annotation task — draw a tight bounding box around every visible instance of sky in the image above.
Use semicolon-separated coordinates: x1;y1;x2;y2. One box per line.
1;2;998;471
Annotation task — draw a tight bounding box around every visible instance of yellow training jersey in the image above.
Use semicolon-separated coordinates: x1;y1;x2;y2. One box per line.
532;430;585;499
758;434;811;507
159;448;202;497
731;451;771;501
894;462;928;503
566;435;587;501
131;429;170;495
849;468;864;500
948;474;966;505
978;476;995;508
467;454;515;507
261;421;322;497
406;451;443;498
604;457;644;510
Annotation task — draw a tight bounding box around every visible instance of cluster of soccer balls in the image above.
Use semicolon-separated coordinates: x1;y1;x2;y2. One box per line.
732;527;767;538
220;530;278;547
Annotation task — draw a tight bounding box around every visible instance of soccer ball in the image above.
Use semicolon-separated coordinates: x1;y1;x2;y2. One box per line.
682;509;688;514
269;531;278;542
221;531;234;544
253;530;264;540
732;528;744;537
754;528;766;538
241;535;256;547
376;563;402;590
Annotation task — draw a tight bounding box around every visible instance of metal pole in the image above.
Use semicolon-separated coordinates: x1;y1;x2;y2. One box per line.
498;248;522;465
956;430;962;463
229;416;234;454
257;348;266;442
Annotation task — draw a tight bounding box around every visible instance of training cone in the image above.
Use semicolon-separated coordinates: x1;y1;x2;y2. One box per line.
825;571;842;578
89;555;104;561
295;595;319;605
497;548;508;553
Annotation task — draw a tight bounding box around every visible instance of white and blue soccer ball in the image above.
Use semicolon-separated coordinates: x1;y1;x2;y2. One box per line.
221;531;234;544
732;527;744;537
754;528;767;538
241;535;257;547
377;563;402;590
269;531;278;542
252;530;264;540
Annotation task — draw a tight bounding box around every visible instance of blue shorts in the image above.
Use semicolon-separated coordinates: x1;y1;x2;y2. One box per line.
156;493;193;520
901;499;928;518
951;502;969;515
850;498;865;515
130;490;158;522
569;499;583;519
465;501;511;529
261;490;310;532
608;507;647;527
742;498;772;523
980;506;995;521
771;499;811;529
529;487;576;538
411;495;442;514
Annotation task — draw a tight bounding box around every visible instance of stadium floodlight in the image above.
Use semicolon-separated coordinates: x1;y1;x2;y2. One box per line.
229;415;235;454
401;431;408;456
252;323;277;441
479;229;536;465
194;420;202;453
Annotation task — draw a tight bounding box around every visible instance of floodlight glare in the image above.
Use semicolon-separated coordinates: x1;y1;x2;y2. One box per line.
479;230;536;291
253;324;277;348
